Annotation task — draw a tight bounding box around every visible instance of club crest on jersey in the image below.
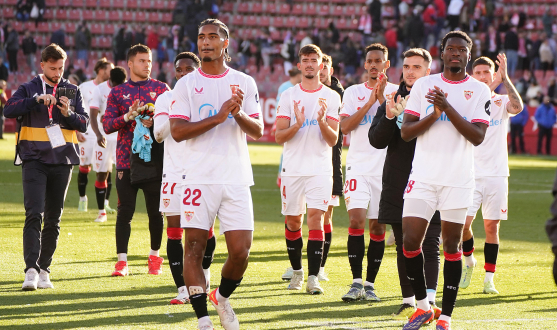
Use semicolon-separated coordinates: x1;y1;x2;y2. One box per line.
358;96;365;101
464;91;473;100
494;99;502;107
318;98;327;107
118;171;123;180
195;87;204;94
184;211;194;222
95;163;100;170
123;94;130;100
150;92;157;100
345;197;350;205
163;199;170;208
230;84;240;94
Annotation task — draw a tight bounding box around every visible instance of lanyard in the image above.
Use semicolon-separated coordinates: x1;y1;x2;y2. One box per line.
40;75;58;124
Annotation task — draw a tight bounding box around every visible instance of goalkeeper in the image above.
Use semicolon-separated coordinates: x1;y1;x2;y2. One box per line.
368;48;444;318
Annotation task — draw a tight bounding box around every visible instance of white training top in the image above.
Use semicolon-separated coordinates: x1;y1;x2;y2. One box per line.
340;81;399;177
154;90;185;182
89;81;117;141
277;83;342;177
78;79;99;134
474;94;512;177
169;67;261;186
404;74;491;188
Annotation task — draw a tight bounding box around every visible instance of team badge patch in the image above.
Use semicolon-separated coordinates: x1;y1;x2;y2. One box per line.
95;163;100;170
118;171;123;180
345;197;350;205
230;84;240;94
184;211;194;222
494;99;502;107
464;91;473;100
150;92;157;100
163;199;170;208
318;98;327;108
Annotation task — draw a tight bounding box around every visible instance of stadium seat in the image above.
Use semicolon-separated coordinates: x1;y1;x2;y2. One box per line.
24;21;36;33
233;15;245;25
104;24;115;35
222;2;233;12
299;17;310;28
65;22;77;33
279;4;290;14
82;10;95;20
58;0;70;6
91;23;103;34
315;17;328;29
348;18;359;29
284;17;296;29
270;30;281;41
108;11;121;21
154;0;165;9
292;4;303;15
123;11;134;21
252;3;263;13
2;7;14;19
259;16;270;27
36;35;47;47
100;0;111;9
69;9;81;21
51;22;63;32
54;9;68;20
345;5;356;16
136;11;147;22
85;0;97;8
272;16;285;28
159;25;170;36
45;0;56;6
94;9;109;21
13;21;23;32
266;3;276;14
71;0;84;7
246;16;258;26
332;5;343;14
127;0;139;9
140;0;152;9
148;12;160;22
306;3;317;15
320;5;330;15
220;14;230;24
37;22;50;33
100;37;111;48
43;9;54;20
336;18;348;29
114;0;125;9
238;2;250;13
162;12;172;23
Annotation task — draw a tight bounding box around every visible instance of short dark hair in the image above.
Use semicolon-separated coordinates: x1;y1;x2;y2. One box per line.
441;31;473;53
175;52;201;68
365;43;388;59
127;44;151;62
41;43;67;62
322;54;332;65
403;48;432;65
298;44;323;60
288;67;301;77
199;18;231;62
472;56;495;70
110;66;128;86
94;57;112;74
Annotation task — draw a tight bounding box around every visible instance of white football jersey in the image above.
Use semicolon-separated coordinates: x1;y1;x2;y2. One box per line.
277;83;342;177
155;90;185;182
89;81;117;141
404;74;491;188
169;67;261;186
474;94;512;177
341;81;399;177
78;80;99;134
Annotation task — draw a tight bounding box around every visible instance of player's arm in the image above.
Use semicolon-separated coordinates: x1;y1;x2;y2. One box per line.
275;100;303;144
340;83;379;135
429;86;488;146
89;88;106;147
154;95;171;143
400;110;441;141
231;87;264;140
103;91;133;134
317;101;339;147
493;53;523;114
369;99;396;149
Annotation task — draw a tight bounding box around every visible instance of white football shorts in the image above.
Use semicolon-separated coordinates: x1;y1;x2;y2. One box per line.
343;174;382;219
467;176;508;220
281;175;333;215
329;194;340;207
159;180;182;215
78;132;95;166
92;139;116;173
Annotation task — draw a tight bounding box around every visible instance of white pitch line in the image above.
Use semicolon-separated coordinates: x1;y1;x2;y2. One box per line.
510;190;551;194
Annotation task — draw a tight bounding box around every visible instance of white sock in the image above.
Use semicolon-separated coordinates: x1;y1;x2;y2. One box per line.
198;316;212;326
149;249;159;257
465;254;476;268
439;315;451;323
104;199;110;206
293;269;304;274
117;253;127;262
364;281;374;288
416;298;430;311
353;278;363;285
403;296;415;306
485;272;494;283
79;196;87;202
178;285;189;298
216;288;228;303
99;209;106;214
427;289;436;303
319;266;325;273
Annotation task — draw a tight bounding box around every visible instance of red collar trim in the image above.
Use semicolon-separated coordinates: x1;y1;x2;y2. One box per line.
441;74;470;84
364;81;374;90
299;84;323;93
199;68;230;79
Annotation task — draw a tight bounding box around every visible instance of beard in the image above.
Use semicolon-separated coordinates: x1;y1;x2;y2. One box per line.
304;74;315;79
45;74;61;85
449;66;462;74
133;68;150;79
202;56;213;62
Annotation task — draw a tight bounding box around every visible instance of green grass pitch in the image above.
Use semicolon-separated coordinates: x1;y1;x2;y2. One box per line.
1;133;557;329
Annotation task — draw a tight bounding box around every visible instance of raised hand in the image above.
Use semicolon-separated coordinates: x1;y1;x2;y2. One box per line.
317;99;327;124
293;100;305;127
230;88;245;117
495;53;508;82
127;99;143;121
375;73;388;104
385;92;397;119
426;86;449;117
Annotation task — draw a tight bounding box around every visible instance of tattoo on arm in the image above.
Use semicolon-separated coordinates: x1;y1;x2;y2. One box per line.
503;78;523;113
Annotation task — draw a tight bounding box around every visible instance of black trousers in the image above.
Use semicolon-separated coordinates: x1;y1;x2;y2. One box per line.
7;49;18;72
510;124;525;154
538;126;553;155
22;161;73;273
115;169;163;254
392;221;441;299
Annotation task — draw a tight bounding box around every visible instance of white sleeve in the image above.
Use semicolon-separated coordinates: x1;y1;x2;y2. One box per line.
326;91;341;122
471;84;492;125
404;78;423;118
243;76;262;118
154;92;171;143
89;86;100;110
276;89;292;121
169;79;191;121
339;88;355;118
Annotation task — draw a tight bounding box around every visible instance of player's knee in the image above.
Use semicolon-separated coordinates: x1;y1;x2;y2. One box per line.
369;221;386;235
348;217;365;229
441;238;461;254
286;216;303;231
228;247;250;264
402;233;422;251
484;221;500;235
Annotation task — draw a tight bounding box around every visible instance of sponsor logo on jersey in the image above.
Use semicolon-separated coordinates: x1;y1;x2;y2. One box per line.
323;200;329;205
494;99;502;107
485;100;491;116
123;94;130;100
359;113;374;125
301;118;320;128
195;87;204;94
150;92;157;100
199;103;233;119
358;96;365;101
501;209;507;214
184;211;194;222
163;199;170;208
464;91;473;100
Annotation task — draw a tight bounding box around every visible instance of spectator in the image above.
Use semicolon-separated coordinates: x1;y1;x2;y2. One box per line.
540;37;554;79
50;27;66;50
483;25;501;62
179;34;195;53
434;0;446;43
385;24;398;67
510;104;530;154
238;38;251;68
134;25;145;45
368;0;382;32
146;26;159;64
123;27;134;53
5;25;19;73
0;20;5;61
21;31;37;75
16;0;31;22
447;0;464;31
504;26;519;79
68;74;81;86
343;39;358;76
300;32;312;48
527;32;541;71
113;27;126;62
517;30;529;71
535;96;556;155
166;25;181;67
405;8;425;49
276;67;301;103
543;8;554;38
422;3;437;48
0;57;8;81
328;22;340;44
75;25;90;64
526;79;543;107
548;77;556;104
0;79;6;139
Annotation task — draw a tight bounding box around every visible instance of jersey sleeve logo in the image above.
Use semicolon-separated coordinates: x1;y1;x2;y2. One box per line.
150;92;157;100
123;94;130;100
494;99;502;107
195;87;204;94
485;100;491;116
464;90;473;100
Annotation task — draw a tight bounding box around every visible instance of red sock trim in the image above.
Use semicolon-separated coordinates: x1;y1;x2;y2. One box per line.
94;180;108;189
484;263;496;273
285;228;302;241
208;226;215;239
167;227;183;240
463;247;475;256
444;250;463;262
369;232;386;242
348;228;365;236
403;247;422;258
324;223;333;233
79;166;91;174
308;230;324;241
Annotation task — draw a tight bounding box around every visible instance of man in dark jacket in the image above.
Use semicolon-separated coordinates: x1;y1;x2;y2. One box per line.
4;44;89;291
5;24;19;72
368;48;442;319
22;31;37;75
